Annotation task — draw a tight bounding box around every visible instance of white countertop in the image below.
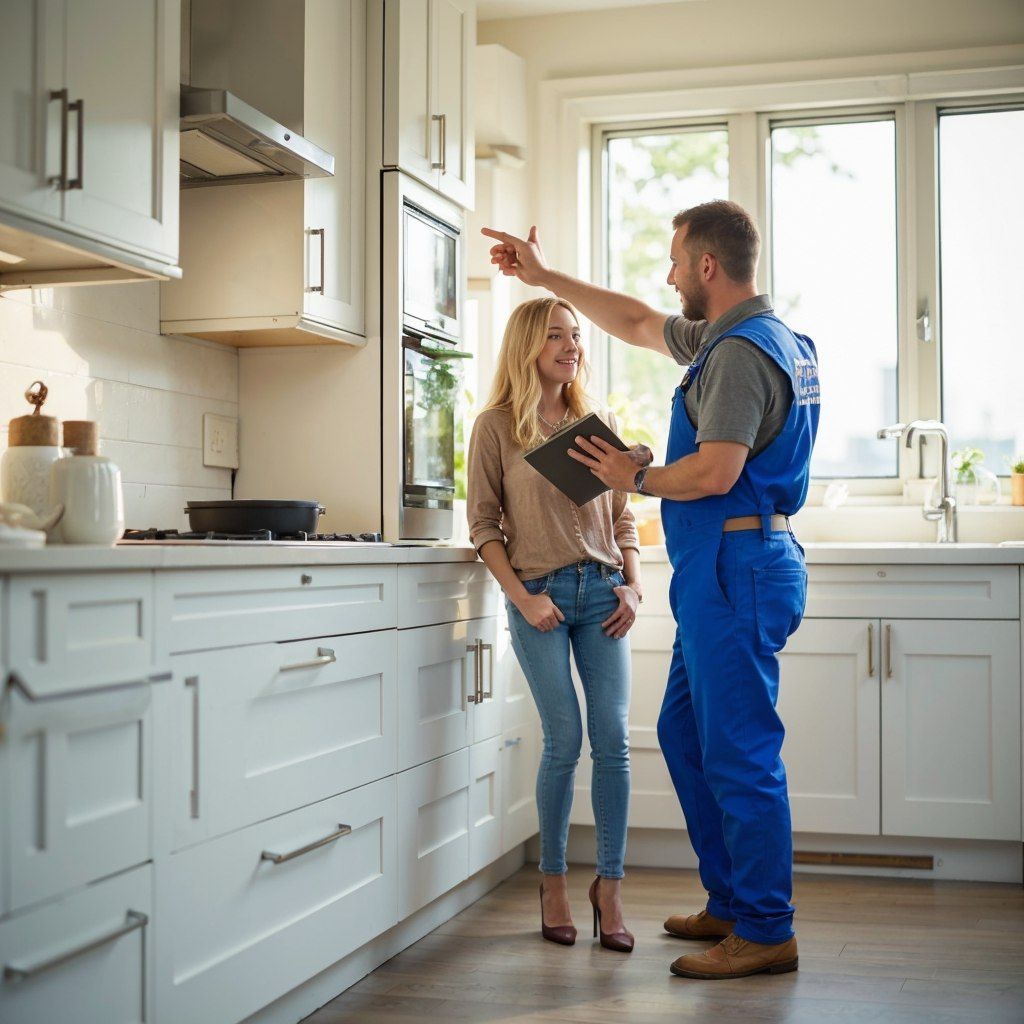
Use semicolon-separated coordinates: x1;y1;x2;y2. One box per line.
0;540;1022;573
0;541;481;573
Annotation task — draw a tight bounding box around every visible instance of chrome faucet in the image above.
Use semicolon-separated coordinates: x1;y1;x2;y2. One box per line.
877;420;958;542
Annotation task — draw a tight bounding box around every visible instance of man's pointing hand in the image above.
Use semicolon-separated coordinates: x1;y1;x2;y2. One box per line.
480;225;549;287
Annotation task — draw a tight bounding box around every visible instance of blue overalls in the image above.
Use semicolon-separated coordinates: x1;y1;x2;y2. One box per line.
656;312;820;945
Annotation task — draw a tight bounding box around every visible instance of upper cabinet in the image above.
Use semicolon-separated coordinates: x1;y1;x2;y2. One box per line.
160;0;366;346
0;0;180;290
383;0;475;210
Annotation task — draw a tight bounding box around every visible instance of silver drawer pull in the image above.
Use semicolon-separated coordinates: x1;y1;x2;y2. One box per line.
466;642;481;704
480;642;494;699
4;910;148;982
261;823;352;864
279;647;336;673
504;737;522;748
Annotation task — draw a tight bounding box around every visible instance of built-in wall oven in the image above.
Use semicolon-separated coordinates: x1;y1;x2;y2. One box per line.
382;173;469;542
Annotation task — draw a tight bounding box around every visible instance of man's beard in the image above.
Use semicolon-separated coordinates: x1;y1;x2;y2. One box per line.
681;280;707;321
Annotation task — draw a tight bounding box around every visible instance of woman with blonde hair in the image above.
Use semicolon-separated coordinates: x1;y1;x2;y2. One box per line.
467;296;642;952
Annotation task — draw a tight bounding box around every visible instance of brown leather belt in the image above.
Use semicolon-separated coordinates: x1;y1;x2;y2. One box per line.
722;514;791;533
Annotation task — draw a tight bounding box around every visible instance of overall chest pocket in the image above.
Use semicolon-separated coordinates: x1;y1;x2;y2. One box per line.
752;567;807;654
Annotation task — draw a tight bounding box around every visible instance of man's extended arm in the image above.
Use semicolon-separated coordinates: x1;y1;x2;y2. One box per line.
482;226;671;355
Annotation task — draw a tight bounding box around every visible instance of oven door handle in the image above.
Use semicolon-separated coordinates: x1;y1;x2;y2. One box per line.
407;338;474;360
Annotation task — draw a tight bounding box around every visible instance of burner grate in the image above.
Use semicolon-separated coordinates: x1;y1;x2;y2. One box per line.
121;528;384;543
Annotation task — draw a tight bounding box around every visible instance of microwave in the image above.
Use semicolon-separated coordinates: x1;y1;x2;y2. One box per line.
402;200;462;342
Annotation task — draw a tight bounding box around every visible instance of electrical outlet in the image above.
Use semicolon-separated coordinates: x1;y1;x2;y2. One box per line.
203;413;239;469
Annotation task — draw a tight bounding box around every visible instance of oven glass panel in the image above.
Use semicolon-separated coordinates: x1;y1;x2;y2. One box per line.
404;206;458;323
404;345;461;496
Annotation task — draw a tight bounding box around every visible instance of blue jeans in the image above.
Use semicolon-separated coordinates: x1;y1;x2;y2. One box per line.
506;560;631;878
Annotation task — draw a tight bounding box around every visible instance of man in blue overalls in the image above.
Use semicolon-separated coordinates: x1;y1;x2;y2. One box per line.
483;200;820;980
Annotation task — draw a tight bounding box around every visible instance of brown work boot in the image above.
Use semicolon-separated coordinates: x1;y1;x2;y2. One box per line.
670;933;798;979
663;908;735;940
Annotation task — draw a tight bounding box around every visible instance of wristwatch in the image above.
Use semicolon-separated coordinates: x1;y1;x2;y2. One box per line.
633;467;651;495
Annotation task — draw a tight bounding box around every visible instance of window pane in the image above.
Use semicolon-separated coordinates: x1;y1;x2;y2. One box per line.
605;128;728;460
940;108;1024;472
771;118;898;478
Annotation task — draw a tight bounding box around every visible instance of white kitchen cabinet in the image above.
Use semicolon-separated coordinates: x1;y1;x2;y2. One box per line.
8;571;161;698
1;680;155;912
167;631;397;850
0;0;180;289
396;615;499;771
159;775;396;1024
160;0;366;346
468;735;502;875
397;561;499;628
501;723;541;855
0;864;152;1024
777;618;881;835
396;748;470;919
383;0;475;208
881;618;1021;841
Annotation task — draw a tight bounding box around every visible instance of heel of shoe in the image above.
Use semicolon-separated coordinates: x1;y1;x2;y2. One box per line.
592;904;599;938
768;957;799;975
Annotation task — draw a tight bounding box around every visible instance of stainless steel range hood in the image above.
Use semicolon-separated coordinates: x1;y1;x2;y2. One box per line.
179;87;335;187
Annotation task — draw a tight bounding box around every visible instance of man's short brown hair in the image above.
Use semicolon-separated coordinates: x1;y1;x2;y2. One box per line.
672;200;760;283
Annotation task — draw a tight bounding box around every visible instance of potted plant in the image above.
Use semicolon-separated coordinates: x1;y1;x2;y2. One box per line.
607;392;663;546
1011;455;1024;507
951;446;986;506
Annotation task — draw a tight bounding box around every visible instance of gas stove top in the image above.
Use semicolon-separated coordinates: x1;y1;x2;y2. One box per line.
119;528;386;546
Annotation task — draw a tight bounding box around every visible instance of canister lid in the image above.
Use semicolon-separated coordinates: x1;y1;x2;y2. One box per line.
8;381;59;447
63;420;99;456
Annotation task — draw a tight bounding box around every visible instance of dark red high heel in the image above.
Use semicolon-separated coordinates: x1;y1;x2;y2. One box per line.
589;876;634;953
539;881;576;946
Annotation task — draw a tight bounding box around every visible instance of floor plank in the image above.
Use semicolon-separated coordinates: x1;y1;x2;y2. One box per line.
303;865;1024;1024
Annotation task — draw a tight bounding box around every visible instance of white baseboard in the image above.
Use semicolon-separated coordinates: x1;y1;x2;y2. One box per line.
241;845;527;1024
538;826;1023;884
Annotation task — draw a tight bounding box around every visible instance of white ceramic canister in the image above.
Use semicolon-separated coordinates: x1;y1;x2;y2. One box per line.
49;420;125;546
1;381;63;517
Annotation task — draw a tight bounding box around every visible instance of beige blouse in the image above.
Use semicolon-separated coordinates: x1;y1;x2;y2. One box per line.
467;407;639;581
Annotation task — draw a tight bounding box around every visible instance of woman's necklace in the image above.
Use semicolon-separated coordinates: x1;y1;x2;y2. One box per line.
538;406;570;432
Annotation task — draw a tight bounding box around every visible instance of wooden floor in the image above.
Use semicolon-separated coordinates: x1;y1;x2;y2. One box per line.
307;864;1024;1023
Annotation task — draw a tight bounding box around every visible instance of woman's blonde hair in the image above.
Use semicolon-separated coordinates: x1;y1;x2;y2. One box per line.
483;297;592;450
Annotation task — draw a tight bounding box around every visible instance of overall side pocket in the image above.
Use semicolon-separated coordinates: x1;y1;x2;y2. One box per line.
752;567;807;653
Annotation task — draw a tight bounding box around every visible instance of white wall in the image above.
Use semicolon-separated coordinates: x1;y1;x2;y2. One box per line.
0;283;238;530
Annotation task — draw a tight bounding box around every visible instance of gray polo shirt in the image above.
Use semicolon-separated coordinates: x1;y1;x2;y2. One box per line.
663;294;792;457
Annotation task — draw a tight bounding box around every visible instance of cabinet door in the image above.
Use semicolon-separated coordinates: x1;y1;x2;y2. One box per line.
3;682;154;912
500;723;540;854
431;0;474;208
303;0;365;336
468;735;502;875
396;748;470;919
469;616;503;743
0;0;63;222
61;0;178;261
777;618;881;835
396;619;474;770
0;864;152;1024
169;631;397;850
498;617;537;733
881;619;1021;841
383;0;436;188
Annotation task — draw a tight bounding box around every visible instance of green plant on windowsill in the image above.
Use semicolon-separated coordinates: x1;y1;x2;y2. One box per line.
952;446;985;485
1010;454;1024;507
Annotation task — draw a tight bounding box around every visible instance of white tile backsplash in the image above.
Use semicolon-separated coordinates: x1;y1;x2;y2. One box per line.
0;283;238;530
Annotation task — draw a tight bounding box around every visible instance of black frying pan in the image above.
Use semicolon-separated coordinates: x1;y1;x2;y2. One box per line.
184;499;326;536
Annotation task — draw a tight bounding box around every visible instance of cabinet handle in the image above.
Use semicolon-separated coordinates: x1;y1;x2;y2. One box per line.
68;97;84;190
466;641;481;704
261;823;352;865
480;642;493;699
431;113;447;173
504;737;522;748
867;623;875;677
308;227;325;293
4;910;148;982
47;89;69;190
279;647;336;673
185;676;200;819
885;624;893;679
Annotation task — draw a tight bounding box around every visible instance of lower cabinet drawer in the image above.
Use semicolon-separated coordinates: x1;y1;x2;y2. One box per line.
158;776;396;1024
0;863;152;1024
2;682;155;913
398;562;499;628
167;631;397;850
